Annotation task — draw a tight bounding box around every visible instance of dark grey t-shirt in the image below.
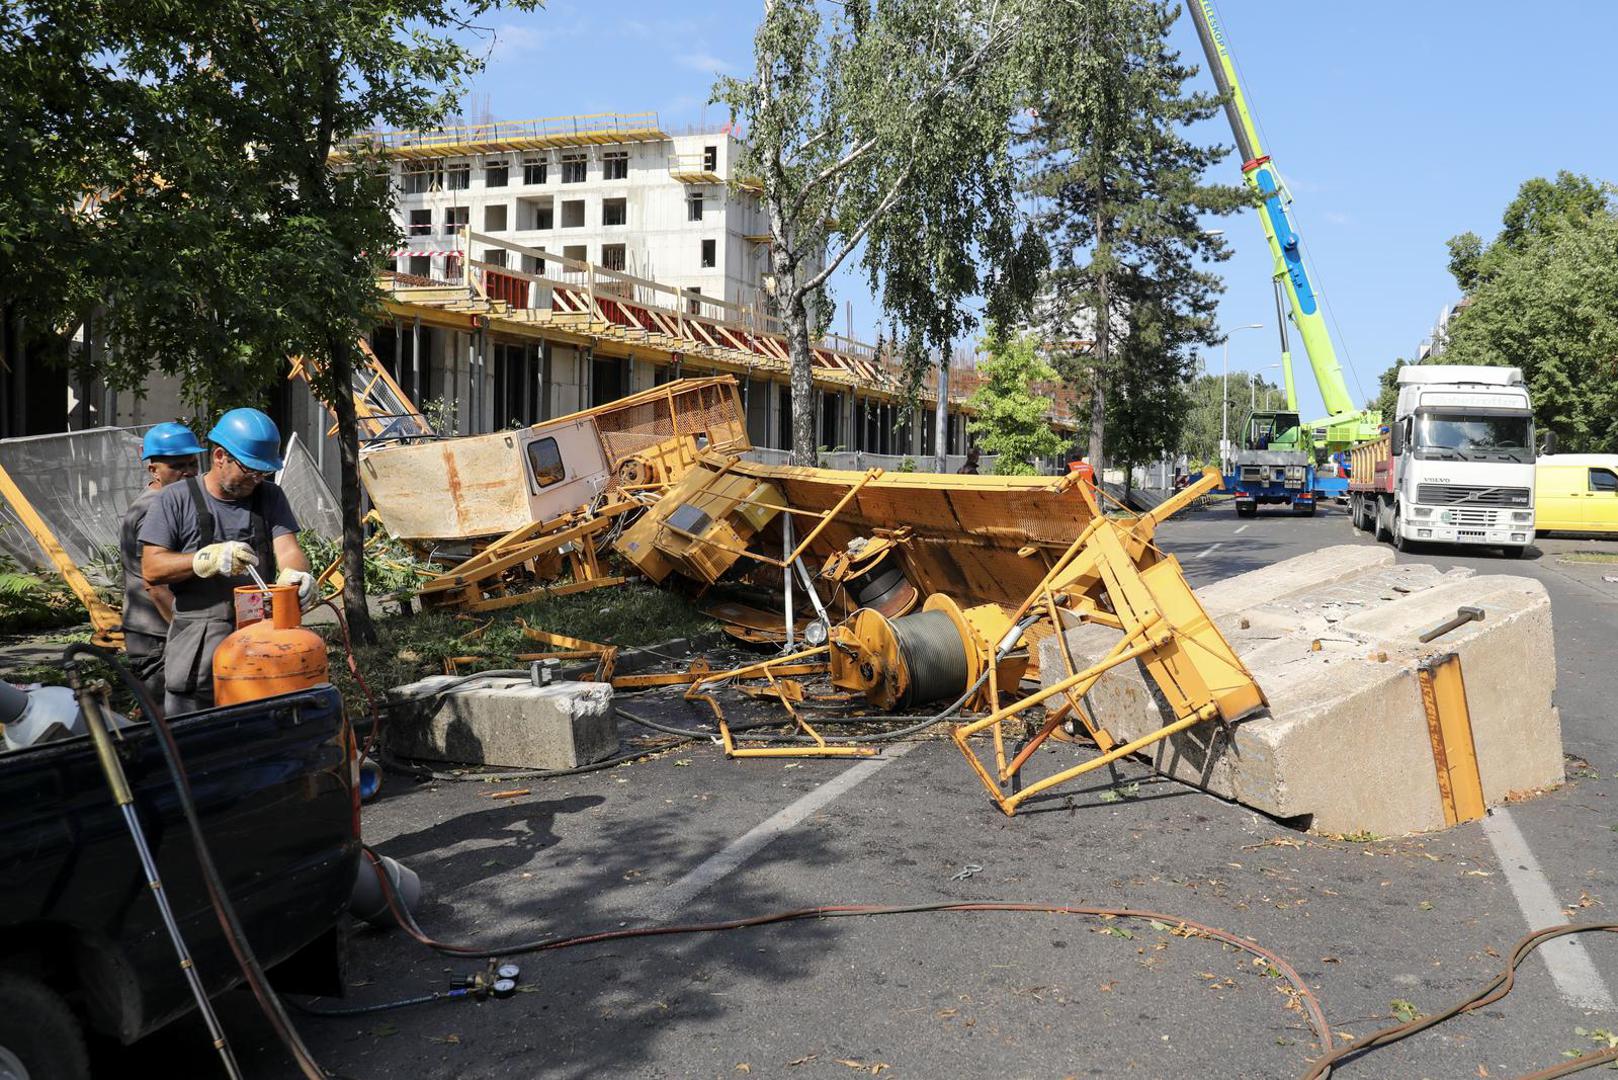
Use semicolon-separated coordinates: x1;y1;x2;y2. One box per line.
120;486;168;637
138;480;301;614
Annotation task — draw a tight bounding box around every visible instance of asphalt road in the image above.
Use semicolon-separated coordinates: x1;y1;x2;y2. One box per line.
117;503;1618;1080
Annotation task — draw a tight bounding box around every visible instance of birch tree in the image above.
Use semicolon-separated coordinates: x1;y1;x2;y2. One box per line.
715;0;1044;465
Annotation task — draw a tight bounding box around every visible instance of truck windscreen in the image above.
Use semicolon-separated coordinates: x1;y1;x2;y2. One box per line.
1415;412;1532;460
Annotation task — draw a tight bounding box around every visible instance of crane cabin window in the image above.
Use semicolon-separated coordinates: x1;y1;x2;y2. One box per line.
526;437;565;490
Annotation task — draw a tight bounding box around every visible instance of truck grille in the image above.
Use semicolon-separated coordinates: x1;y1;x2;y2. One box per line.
1449;508;1499;528
1417;484;1530;507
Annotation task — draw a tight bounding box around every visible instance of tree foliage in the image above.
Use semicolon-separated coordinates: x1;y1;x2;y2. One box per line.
1021;0;1243;474
965;328;1068;475
1438;172;1618;452
1180;370;1282;466
2;0;532;641
715;0;1045;464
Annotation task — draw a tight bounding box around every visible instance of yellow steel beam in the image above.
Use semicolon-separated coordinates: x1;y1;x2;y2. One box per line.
1416;654;1486;825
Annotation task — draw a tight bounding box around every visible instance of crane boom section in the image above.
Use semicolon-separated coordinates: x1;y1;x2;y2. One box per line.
1187;0;1360;422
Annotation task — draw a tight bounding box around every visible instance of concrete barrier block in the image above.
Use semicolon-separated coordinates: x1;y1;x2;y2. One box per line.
1037;546;1563;835
383;675;618;770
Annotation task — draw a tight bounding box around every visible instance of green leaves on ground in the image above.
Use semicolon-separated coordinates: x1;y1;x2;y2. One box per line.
1390;999;1421;1023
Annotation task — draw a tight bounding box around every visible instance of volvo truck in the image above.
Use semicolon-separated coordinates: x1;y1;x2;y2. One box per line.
1348;366;1536;555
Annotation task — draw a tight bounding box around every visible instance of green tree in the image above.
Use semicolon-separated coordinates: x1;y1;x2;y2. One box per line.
1180;370;1281;465
965;329;1068;475
714;0;1045;465
1022;0;1243;475
1441;174;1618;452
1368;358;1408;425
4;0;533;643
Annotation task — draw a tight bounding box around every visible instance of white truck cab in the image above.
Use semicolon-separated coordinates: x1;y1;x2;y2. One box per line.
1384;365;1536;555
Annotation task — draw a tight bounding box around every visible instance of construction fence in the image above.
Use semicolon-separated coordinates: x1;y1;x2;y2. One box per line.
0;426;343;586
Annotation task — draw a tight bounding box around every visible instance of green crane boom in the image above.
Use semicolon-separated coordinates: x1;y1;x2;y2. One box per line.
1187;0;1380;451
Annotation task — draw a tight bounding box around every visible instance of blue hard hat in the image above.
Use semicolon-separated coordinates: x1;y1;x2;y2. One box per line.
141;422;205;460
207;408;284;473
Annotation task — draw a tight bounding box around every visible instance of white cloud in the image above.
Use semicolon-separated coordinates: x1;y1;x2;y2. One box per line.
676;52;738;75
1323;210;1354;226
487;22;544;62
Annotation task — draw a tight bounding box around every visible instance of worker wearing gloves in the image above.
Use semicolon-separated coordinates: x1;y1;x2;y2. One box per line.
119;423;205;704
139;408;315;715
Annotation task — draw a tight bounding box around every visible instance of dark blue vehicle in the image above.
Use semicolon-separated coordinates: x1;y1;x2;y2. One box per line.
0;684;357;1079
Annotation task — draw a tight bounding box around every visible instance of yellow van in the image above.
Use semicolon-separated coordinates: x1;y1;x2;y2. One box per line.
1536;454;1618;534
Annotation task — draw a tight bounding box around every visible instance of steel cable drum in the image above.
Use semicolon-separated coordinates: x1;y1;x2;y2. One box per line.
890;610;970;708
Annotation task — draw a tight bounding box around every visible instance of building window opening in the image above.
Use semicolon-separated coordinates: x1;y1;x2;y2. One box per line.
700;238;716;268
483;203;508;232
602;198;627;226
444;161;471;190
402;163;440;195
561;153;587;183
601;243;626;271
523;154;547;185
702;144;718;172
688;193;703;222
482;248;507;268
485;159;509;187
443;205;469;235
603;150;629;180
408;209;432;236
561;200;585;228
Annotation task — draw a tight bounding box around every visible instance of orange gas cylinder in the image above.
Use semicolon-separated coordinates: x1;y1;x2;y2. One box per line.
213;584;328;706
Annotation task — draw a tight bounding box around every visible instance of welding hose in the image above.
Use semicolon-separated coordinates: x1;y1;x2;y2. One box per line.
289;987;474;1017
1303;921;1618;1079
62;643;331;1080
355;843;1332;1055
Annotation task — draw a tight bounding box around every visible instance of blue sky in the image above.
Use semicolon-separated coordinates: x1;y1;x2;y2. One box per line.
456;1;1618;421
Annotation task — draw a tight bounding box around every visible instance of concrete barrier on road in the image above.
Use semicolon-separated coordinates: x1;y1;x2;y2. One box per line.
1038;545;1563;835
383;675;618;770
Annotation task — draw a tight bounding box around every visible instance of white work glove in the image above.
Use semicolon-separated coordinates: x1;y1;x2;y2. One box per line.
192;541;258;578
277;568;318;611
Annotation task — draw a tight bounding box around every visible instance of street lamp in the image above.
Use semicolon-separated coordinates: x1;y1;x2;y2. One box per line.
1221;323;1264;467
1252;363;1282;410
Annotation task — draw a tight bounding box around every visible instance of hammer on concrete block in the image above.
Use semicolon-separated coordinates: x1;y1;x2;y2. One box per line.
1418;605;1485;643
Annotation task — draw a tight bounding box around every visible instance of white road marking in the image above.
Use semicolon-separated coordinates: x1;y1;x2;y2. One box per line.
1234;525;1249;535
638;742;918;921
1482;808;1616;1011
1195;542;1222;560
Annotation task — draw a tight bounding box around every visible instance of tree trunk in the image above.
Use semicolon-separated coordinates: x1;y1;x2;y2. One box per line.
934;356;949;473
1088;287;1109;475
784;291;817;465
327;336;377;646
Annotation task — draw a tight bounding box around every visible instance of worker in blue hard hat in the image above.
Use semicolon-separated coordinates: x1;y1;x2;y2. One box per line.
118;423;205;704
139;408;314;714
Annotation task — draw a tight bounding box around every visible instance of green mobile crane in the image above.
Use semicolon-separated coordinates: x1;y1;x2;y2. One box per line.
1187;0;1381;461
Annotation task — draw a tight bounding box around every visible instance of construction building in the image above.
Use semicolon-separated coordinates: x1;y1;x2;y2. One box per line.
1;113;1078;481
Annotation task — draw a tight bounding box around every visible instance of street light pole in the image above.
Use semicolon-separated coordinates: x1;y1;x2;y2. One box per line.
1221;323;1264;467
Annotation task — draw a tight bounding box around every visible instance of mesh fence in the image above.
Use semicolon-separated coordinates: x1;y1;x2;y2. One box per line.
0;426;153;584
0;426;343;587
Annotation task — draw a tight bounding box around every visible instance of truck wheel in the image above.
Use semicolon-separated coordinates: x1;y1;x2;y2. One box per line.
1390;503;1409;552
1501;545;1528;559
1349;494;1363;530
1236;503;1257;518
1294;501;1316;517
1373;501;1391;543
0;973;90;1080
